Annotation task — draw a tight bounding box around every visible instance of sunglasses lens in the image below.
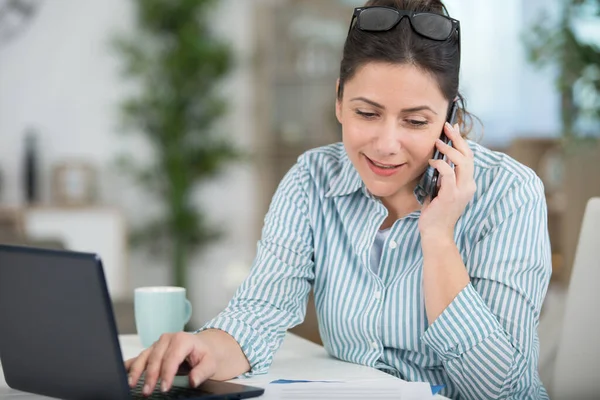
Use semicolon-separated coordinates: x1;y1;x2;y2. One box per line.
412;14;453;40
358;8;400;31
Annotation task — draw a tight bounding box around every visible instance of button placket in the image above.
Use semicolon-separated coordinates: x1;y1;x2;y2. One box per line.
369;283;383;357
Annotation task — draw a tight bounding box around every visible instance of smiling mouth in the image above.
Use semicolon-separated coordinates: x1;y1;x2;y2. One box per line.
365;155;405;169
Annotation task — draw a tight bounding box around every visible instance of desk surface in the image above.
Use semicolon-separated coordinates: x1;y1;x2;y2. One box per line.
1;333;447;399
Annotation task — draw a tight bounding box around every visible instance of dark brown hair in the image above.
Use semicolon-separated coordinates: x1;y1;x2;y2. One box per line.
338;0;477;136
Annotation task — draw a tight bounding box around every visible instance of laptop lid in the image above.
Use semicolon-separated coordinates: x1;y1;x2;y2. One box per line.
0;245;132;400
0;245;264;400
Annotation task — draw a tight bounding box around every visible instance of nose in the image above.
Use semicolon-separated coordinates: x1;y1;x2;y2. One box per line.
373;120;402;157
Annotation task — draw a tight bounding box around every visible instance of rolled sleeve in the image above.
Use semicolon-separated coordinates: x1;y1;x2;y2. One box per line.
421;284;511;362
196;314;273;376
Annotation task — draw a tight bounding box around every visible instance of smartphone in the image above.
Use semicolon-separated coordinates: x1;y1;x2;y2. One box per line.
415;100;459;202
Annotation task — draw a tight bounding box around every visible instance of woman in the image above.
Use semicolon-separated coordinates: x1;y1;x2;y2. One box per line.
126;0;551;398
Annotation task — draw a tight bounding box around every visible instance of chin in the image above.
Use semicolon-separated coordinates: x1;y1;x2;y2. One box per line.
364;181;408;198
359;166;423;199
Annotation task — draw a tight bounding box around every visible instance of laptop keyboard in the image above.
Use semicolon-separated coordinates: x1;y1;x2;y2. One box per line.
130;381;212;399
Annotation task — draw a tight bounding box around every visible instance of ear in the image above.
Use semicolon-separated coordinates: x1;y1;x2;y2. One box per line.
335;79;342;124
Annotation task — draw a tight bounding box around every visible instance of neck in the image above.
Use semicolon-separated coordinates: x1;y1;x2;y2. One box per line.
378;179;422;229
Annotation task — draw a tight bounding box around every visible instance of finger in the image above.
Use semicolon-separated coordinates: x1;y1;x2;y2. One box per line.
429;159;456;189
444;122;473;159
188;355;217;388
142;335;172;396
159;333;196;392
435;139;465;167
127;348;152;389
124;357;135;371
435;138;474;188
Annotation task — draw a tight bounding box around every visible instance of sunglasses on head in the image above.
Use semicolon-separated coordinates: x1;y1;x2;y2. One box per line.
347;6;461;76
348;6;460;42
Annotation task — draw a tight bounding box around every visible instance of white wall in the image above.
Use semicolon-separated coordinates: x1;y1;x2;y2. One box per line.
0;0;132;205
0;0;259;326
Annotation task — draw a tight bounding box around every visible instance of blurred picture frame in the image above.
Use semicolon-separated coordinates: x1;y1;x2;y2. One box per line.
51;161;97;207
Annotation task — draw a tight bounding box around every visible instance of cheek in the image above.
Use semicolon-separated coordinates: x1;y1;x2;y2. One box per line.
401;135;437;160
342;120;374;148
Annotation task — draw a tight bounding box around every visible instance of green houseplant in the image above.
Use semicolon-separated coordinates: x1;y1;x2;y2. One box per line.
524;0;600;144
113;0;238;290
523;0;600;283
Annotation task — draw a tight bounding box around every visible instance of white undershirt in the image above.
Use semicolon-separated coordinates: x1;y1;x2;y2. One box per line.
370;228;391;275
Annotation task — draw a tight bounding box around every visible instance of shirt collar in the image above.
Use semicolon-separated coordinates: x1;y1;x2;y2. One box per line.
325;150;365;198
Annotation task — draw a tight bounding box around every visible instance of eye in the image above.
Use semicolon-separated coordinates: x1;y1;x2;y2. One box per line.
406;119;428;128
355;110;378;120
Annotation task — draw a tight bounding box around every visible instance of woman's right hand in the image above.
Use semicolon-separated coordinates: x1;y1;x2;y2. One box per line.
125;332;217;396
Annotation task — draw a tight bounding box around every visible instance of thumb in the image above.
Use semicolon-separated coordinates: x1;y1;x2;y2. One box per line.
188;356;217;388
422;196;432;210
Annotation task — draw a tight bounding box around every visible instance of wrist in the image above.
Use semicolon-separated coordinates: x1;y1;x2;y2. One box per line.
420;229;454;246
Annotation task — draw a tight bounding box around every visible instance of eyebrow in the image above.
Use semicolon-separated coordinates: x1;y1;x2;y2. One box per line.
350;97;438;115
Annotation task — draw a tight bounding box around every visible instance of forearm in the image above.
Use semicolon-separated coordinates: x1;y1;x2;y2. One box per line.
420;242;521;399
421;233;470;324
420;234;542;398
196;329;250;380
418;178;550;398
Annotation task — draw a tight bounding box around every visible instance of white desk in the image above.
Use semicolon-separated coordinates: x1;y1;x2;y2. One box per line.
0;333;448;399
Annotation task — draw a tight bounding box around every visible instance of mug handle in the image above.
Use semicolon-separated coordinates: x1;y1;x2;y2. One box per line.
184;299;192;325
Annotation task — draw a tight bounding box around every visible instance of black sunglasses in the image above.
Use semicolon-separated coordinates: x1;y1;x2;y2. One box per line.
348;6;460;41
347;6;461;72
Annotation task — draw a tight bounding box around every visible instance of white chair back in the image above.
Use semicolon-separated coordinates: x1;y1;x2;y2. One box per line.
552;197;600;399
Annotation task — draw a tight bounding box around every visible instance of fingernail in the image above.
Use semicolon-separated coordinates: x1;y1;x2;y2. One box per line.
445;122;452;128
161;382;169;393
128;376;132;386
190;377;198;387
143;384;150;395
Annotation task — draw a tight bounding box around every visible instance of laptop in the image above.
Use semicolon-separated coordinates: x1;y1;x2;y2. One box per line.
0;244;265;400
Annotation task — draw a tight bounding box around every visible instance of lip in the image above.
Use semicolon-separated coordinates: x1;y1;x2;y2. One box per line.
364;155;405;177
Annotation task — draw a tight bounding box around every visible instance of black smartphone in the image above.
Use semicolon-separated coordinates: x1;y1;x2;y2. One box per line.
415;100;459;202
430;100;459;199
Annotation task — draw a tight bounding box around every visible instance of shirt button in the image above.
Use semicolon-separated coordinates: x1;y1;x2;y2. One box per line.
389;240;398;249
371;341;379;349
374;291;382;300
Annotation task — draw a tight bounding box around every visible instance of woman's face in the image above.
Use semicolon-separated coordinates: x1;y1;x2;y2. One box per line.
336;62;450;202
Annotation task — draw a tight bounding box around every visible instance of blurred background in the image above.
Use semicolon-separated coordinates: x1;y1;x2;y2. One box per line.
0;0;598;393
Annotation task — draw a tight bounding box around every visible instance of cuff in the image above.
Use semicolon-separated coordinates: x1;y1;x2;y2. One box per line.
195;313;274;377
421;283;503;361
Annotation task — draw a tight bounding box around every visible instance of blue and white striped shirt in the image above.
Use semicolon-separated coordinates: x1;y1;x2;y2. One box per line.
200;141;552;399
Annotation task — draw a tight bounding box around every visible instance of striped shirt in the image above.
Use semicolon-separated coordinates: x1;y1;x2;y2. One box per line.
199;141;552;399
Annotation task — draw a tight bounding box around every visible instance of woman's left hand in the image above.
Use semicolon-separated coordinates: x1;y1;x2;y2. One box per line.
418;122;476;239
